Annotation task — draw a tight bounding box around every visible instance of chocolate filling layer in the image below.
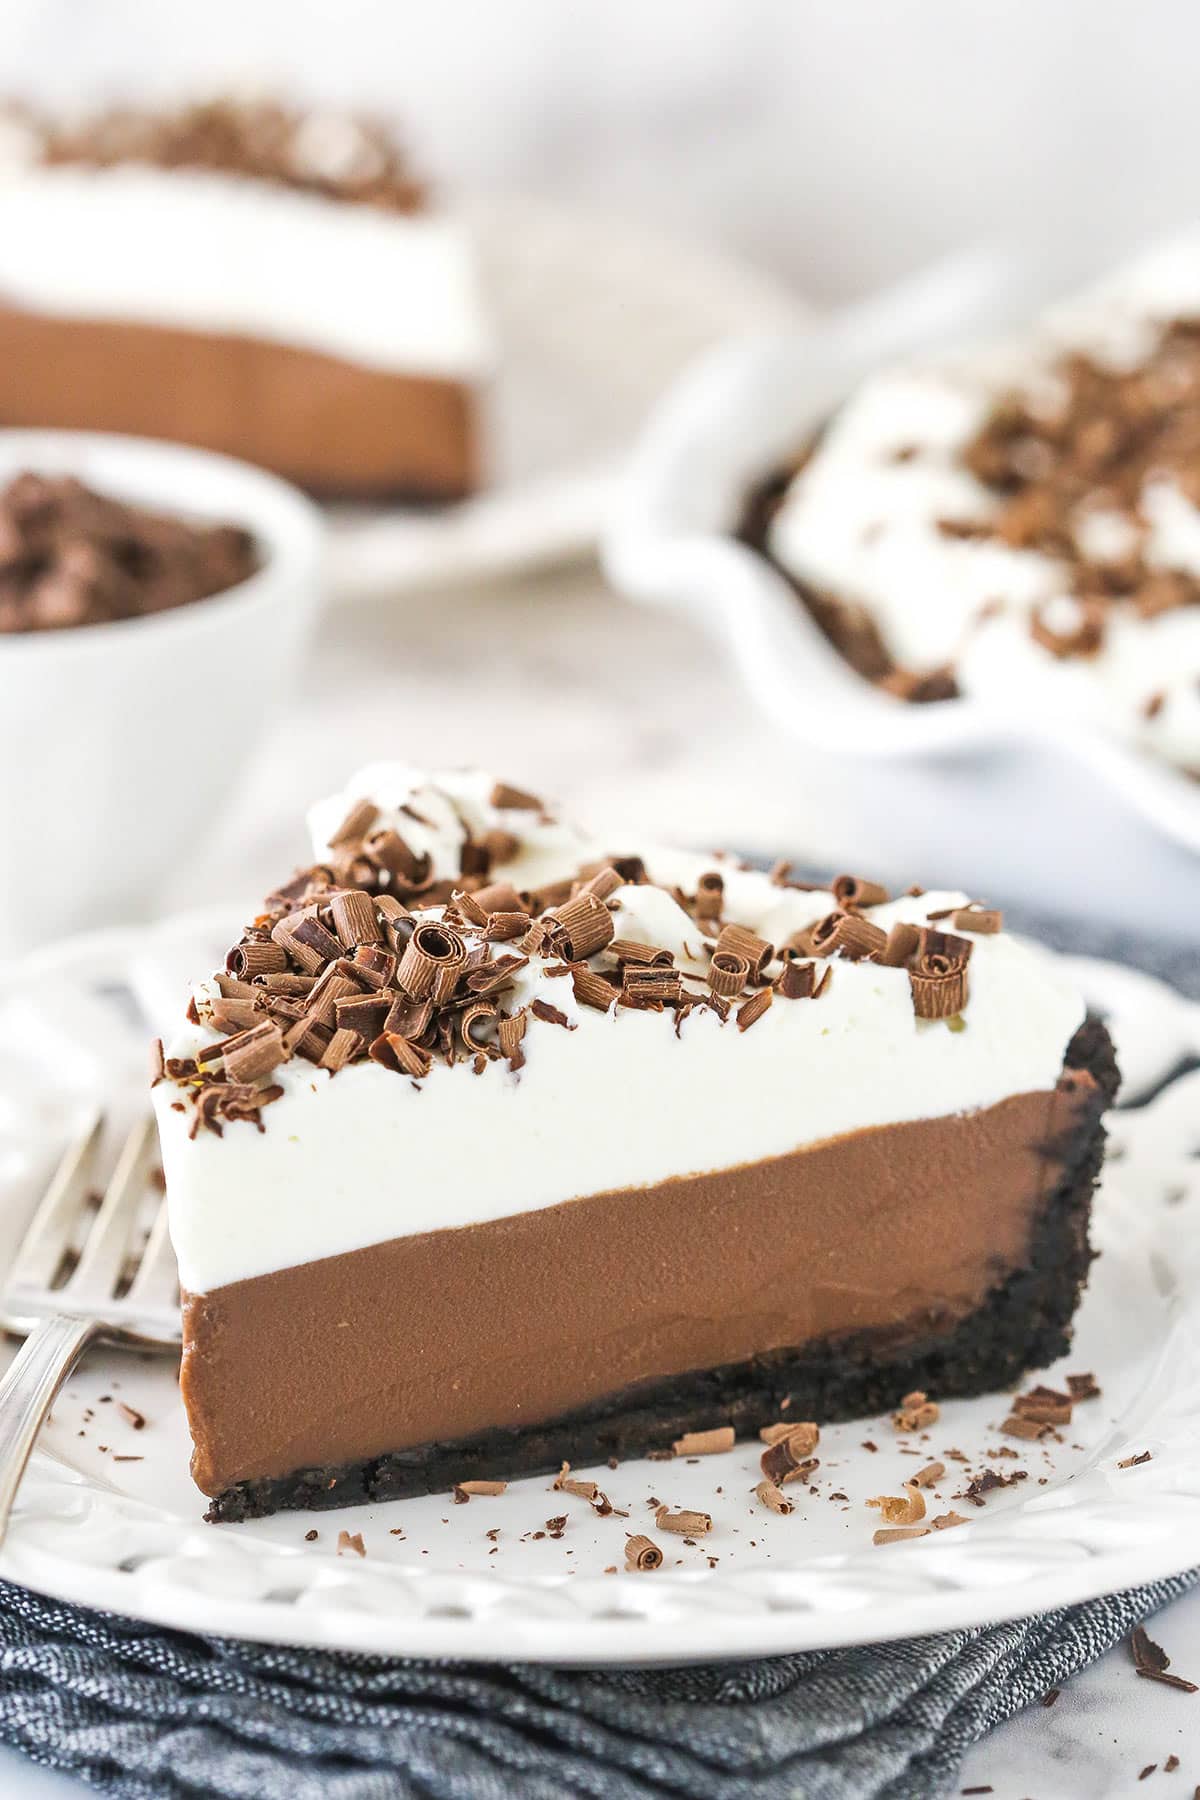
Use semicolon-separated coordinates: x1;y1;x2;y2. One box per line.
189;1020;1115;1519
0;304;479;501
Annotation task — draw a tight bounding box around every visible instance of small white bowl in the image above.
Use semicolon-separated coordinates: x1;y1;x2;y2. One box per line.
0;432;322;953
606;321;1200;942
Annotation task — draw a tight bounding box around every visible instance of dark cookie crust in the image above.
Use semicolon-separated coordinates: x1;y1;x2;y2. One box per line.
206;1017;1117;1523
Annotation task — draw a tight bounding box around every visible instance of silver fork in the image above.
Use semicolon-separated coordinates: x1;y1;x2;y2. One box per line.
0;1108;179;1548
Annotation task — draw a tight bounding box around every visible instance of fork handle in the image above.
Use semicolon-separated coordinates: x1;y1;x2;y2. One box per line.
0;1315;100;1551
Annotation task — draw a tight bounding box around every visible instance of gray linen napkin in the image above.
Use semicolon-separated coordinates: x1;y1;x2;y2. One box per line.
0;901;1192;1800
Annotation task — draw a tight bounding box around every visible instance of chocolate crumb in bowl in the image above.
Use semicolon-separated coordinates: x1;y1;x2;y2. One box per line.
0;472;257;634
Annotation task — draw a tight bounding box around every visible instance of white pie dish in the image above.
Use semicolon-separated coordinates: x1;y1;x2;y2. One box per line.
0;431;322;956
605;316;1200;942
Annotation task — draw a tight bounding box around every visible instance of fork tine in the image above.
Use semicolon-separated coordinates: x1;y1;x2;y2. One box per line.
11;1106;104;1293
124;1194;178;1309
66;1114;156;1302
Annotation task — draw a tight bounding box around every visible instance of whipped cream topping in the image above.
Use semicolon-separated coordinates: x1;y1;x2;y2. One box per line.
0;165;491;378
768;233;1200;770
154;767;1087;1294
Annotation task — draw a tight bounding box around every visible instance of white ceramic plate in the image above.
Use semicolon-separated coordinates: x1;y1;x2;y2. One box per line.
325;191;806;601
605;263;1200;938
0;911;1198;1665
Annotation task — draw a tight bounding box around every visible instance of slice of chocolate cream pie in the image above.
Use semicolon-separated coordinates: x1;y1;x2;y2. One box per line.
151;767;1117;1522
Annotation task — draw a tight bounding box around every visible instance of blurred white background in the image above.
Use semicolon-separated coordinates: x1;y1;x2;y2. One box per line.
2;0;1197;302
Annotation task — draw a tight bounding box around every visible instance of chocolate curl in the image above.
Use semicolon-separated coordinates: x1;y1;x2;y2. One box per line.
460;1000;499;1049
878;922;921;967
672;1427;734;1456
383;994;434;1040
867;1483;927;1528
694;871;725;921
528;878;574;914
950;905;1003;934
914;1461;945;1487
736;988;773;1031
609;938;673;967
451;889;489;927
831;873;889;909
1030;596;1106;659
777;957;827;1000
873;1526;930;1546
221;1021;287;1084
547;892;615;960
624;1534;663;1572
578;865;623;901
305;972;365;1029
485;910;534;942
369;1032;432;1078
471;881;527;916
498;1007;527;1071
714;922;773;978
327;798;379;846
206;996;265;1033
708;950;749;998
489;780;543;811
759;1425;820;1487
350;944;398;991
572;967;618;1012
755;1480;794;1515
759;1420;819;1453
892;1389;940;1431
227;939;289;979
622;965;682;1005
467;953;529;995
334;993;392;1040
655;1505;712;1537
330;889;382;948
319;1028;359;1072
455;1479;507;1497
909;929;972;1020
397;921;468;999
257;972;317;995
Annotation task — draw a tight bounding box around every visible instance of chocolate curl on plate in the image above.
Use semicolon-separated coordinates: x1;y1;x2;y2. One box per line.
227;939;289;979
572;966;618;1011
221;1021;287;1085
708;950;749;998
867;1483;927;1528
908;929;972;1020
714;922;773;978
655;1505;712;1537
330;888;382;948
397;921;468;999
878;921;921;967
624;1534;663;1572
736;987;773;1031
326;798;379;846
760;1424;820;1487
950;905;1003;934
694;871;724;921
831;873;889;909
369;1032;432;1078
759;1420;819;1453
547;891;615;960
755;1480;794;1515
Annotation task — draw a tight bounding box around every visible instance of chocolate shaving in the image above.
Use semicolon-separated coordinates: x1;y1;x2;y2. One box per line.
319;1028;359;1072
1067;1371;1101;1401
867;1483;927;1527
609;938;673;967
873;1527;930;1546
736;987;773;1031
454;1479;507;1497
369;1032;432;1078
672;1427;734;1457
932;1511;967;1530
822;911;888;961
489;780;543;811
398;921;467;999
336;1529;366;1557
530;997;573;1028
708;950;749;998
221;1021;287;1085
878;921;922;967
950;905;1003;935
909;929;972;1020
547;892;615;960
1118;1450;1152;1468
655;1505;712;1536
831;874;889;909
571;966;618;1011
715;922;773;977
228;939;289;979
622;965;682;1006
330;888;382;948
498;1008;527;1071
760;1426;820;1487
694;871;724;920
754;1479;794;1515
892;1390;939;1431
914;1462;945;1487
776;958;826;999
624;1534;663;1571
